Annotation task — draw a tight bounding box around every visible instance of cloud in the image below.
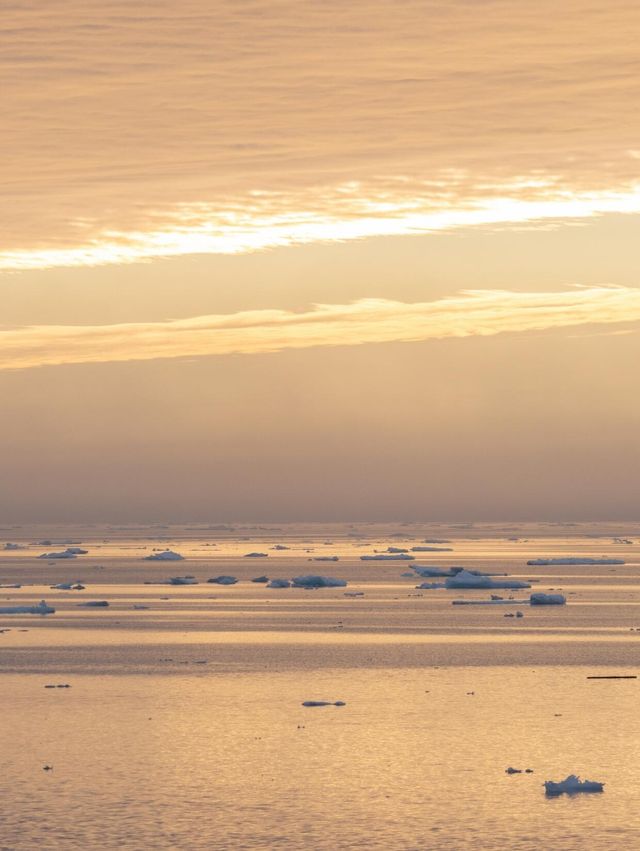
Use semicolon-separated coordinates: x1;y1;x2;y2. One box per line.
3;0;640;269
1;286;638;370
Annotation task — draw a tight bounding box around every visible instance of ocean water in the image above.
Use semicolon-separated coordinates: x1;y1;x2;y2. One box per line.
1;522;639;849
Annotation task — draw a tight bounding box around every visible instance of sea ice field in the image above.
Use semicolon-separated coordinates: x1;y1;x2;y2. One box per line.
1;521;640;850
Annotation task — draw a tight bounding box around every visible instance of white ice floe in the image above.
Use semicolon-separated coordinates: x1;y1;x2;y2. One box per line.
144;550;185;561
207;576;238;585
445;570;530;590
267;578;291;588
361;554;415;561
527;558;624;565
0;600;54;615
544;775;604;795
292;575;347;588
38;550;77;560
530;592;566;605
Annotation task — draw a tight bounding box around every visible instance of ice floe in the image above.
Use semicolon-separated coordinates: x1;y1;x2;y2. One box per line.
361;554;415;561
0;600;54;615
207;575;238;585
168;576;198;585
144;550;185;561
445;570;530;590
267;578;291;588
38;550;78;560
292;575;347;588
544;775;604;795
530;592;566;605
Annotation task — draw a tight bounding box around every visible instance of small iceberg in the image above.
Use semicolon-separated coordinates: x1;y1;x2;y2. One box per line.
544;775;604;795
527;558;624;566
361;554;415;561
144;550;184;561
445;570;530;590
530;592;566;605
207;575;238;585
292;575;347;588
0;600;54;615
244;552;268;558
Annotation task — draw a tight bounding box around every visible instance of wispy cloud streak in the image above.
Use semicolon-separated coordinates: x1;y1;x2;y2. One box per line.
3;1;640;269
2;286;639;370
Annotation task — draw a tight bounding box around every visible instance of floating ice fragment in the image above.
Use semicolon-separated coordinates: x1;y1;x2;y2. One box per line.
445;570;530;590
168;576;198;585
530;593;566;605
144;550;184;561
38;550;77;560
361;554;415;561
251;576;269;583
292;575;347;588
0;600;54;615
267;578;290;588
207;576;238;585
544;775;604;795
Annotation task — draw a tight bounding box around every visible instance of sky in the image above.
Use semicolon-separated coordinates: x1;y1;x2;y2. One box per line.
2;0;639;523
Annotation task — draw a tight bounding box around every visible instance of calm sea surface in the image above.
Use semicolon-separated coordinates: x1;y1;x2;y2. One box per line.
1;522;639;849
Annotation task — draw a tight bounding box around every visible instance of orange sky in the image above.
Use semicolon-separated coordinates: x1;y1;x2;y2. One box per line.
1;1;639;521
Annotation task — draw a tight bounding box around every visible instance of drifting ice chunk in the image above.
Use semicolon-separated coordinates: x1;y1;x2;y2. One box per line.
251;576;269;583
38;550;77;559
361;554;415;561
530;592;566;605
445;570;530;590
207;576;238;585
0;600;54;615
145;550;184;561
527;558;624;565
168;576;198;585
544;775;604;795
267;578;290;588
292;575;347;588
